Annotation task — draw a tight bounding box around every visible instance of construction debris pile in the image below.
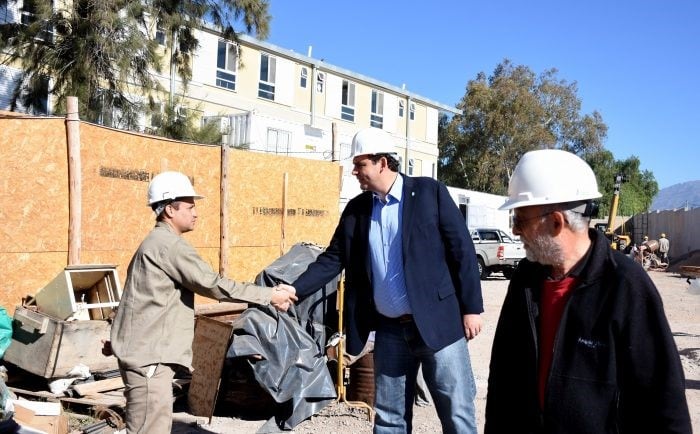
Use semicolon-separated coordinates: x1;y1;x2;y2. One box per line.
0;244;355;434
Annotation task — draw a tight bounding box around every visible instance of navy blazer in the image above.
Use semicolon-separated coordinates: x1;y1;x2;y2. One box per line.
293;175;484;355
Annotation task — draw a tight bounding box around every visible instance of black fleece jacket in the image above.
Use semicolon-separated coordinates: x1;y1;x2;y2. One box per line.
485;229;691;434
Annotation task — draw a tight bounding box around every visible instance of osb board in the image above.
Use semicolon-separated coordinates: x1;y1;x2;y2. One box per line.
0;118;69;253
0;252;67;313
79;123;222;252
188;315;234;419
0;117;340;313
0;117;67;311
224;151;341;248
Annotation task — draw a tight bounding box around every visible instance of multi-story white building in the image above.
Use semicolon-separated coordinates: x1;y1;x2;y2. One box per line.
1;2;459;204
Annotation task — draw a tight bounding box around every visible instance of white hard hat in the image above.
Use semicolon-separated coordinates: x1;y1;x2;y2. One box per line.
499;149;602;210
350;128;397;159
147;171;204;206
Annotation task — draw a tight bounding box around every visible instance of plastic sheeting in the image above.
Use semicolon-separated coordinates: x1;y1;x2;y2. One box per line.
225;243;340;432
228;306;336;432
255;242;339;350
0;307;11;359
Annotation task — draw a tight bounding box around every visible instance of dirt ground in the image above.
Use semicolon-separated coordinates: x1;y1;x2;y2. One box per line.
171;269;700;434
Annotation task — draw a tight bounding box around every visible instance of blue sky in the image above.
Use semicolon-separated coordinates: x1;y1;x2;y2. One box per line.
265;0;699;190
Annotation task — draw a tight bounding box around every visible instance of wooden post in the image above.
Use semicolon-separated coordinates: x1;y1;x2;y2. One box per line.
219;143;229;275
281;172;289;256
66;96;81;265
331;122;339;162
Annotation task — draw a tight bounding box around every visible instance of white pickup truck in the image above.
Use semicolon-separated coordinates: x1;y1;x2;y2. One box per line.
470;228;525;280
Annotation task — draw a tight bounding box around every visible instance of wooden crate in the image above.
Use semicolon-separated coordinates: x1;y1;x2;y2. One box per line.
34;265;122;321
3;307;117;378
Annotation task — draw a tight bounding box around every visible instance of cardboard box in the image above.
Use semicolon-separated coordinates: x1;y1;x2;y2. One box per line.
11;400;68;434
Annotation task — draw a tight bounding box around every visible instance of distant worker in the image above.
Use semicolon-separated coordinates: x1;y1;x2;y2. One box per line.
110;171;297;434
639;235;650;259
485;149;691;433
293;127;484;433
659;233;670;265
628;242;640;262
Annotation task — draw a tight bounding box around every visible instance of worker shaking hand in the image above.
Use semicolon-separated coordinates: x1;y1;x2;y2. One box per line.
270;283;298;312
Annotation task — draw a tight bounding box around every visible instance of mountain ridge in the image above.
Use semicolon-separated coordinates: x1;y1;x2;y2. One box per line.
650;180;700;211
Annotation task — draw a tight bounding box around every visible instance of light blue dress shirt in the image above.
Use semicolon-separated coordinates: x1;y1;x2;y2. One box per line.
369;174;411;317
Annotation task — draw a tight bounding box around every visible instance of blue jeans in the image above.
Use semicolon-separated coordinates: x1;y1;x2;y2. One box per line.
373;319;477;434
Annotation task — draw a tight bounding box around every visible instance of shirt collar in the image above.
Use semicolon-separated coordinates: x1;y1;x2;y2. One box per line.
373;173;403;204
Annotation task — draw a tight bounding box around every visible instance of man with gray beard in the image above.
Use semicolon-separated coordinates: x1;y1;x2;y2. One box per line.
484;149;690;434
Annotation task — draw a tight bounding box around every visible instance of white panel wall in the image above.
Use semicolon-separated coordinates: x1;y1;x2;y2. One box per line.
383;93;398;133
325;74;342;119
192;31;218;87
426;107;439;143
446;186;511;233
275;57;294;106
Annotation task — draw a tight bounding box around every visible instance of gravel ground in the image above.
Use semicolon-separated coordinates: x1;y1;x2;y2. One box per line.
172;270;700;433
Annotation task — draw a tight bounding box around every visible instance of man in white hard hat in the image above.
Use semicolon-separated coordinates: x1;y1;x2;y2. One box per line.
293;128;484;433
110;171;297;434
484;150;690;433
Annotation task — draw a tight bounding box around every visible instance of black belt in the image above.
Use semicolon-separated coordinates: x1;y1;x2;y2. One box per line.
379;313;414;324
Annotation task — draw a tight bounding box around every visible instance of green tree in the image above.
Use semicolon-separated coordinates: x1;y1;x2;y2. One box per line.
439;59;608;195
151;0;270;93
0;0;270;138
586;151;658;217
0;0;161;124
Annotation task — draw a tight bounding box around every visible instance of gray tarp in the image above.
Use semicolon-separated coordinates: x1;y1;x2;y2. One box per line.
225;243;339;432
254;242;339;350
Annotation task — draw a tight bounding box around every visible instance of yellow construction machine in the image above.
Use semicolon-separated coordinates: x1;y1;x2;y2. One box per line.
594;173;631;251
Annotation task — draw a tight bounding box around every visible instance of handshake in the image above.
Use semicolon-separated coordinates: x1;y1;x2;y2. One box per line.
270;283;298;312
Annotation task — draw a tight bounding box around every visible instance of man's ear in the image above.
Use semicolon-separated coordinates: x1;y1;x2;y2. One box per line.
380;156;390;170
162;203;174;218
550;211;566;235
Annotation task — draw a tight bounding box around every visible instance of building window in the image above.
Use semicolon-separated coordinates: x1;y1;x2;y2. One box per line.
300;67;308;88
20;0;38;25
155;23;166;45
266;128;290;154
316;72;325;93
409;102;415;121
341;80;355;122
216;40;237;90
370;90;384;128
258;52;277;100
20;0;53;41
408;158;415;176
399;100;405;118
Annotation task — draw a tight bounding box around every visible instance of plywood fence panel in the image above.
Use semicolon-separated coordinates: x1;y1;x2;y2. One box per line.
79;123;222;253
224;149;340;249
1;117;69;310
0;114;341;312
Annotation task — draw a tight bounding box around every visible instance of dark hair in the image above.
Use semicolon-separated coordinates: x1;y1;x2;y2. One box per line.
153;200;181;221
369;153;400;172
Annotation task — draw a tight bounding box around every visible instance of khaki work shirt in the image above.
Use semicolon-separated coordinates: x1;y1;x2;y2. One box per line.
110;221;273;370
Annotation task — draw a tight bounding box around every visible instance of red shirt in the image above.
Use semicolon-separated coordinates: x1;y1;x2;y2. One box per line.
538;276;578;409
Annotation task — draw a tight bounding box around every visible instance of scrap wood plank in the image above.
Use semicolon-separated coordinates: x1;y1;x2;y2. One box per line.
60;391;125;407
7;386;60;402
71;377;124;397
195;302;247;318
188;315;234;421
